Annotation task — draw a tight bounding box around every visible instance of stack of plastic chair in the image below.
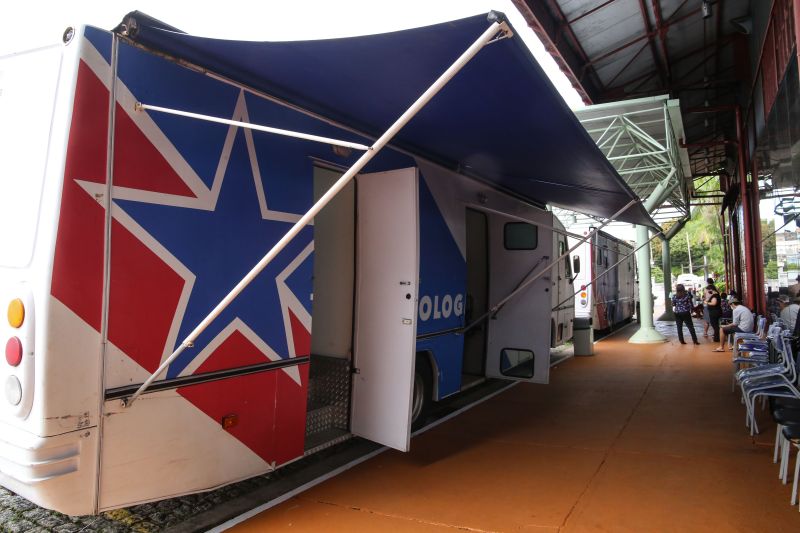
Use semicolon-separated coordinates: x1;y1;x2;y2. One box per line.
739;333;799;435
732;322;783;392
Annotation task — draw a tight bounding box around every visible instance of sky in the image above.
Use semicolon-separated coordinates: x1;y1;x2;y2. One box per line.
0;0;584;108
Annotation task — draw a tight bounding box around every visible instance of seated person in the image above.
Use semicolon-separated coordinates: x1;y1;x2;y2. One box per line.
713;299;754;352
777;294;799;331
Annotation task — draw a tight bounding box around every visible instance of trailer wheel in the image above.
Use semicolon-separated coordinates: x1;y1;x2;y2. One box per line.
411;355;432;431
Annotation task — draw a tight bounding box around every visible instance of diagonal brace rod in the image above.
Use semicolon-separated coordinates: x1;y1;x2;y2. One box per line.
136;102;371;151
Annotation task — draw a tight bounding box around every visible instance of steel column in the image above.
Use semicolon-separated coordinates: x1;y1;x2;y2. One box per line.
630;175;676;344
749;123;767;314
657;216;689;321
735;106;756;307
659;235;674;320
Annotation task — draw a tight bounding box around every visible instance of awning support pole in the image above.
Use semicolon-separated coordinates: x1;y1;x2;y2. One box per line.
123;18;510;408
463;198;639;332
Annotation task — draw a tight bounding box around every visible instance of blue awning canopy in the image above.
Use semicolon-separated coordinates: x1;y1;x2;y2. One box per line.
115;11;654;227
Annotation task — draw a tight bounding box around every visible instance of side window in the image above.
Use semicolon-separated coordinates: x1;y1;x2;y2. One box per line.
595;246;602;265
603;250;609;267
560;241;572;277
504;223;538;250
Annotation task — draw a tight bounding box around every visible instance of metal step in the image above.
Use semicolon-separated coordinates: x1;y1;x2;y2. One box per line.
306;404;338;437
304;428;351;455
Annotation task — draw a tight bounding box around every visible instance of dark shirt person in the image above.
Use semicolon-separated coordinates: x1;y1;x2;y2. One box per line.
672;284;699;345
705;285;722;342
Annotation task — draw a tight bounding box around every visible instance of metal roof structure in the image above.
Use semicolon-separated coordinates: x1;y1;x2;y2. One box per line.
554;95;691;228
513;0;751;201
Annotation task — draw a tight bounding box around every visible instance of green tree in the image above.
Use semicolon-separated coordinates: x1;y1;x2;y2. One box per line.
652;264;664;283
762;220;777;263
766;260;779;279
663;206;726;282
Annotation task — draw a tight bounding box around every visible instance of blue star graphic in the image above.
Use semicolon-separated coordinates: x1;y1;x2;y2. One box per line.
116;129;313;378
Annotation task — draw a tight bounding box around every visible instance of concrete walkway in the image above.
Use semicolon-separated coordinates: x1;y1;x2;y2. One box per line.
232;322;798;532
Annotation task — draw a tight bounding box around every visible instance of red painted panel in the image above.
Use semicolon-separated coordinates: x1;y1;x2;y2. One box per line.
107;218;186;373
51;62;109;331
179;370;278;463
113;104;196;197
194;330;269;373
273;363;309;465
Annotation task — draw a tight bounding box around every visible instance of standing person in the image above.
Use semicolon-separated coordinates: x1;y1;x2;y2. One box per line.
672;284;700;345
705;285;722;342
701;288;712;337
777;295;799;330
714;299;754;352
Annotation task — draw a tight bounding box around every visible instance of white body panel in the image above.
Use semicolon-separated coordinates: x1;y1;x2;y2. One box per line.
484;212;552;383
0;30;103;516
99;392;270;510
351;168;420;452
550;217;574;347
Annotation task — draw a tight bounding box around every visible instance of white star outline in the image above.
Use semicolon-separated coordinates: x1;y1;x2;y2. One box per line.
78;38;313;385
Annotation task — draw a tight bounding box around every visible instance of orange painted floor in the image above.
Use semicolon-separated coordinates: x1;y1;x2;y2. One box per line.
231;324;800;532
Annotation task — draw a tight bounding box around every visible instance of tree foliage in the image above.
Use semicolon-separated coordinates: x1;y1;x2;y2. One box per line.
762;220;777;263
652;205;726;284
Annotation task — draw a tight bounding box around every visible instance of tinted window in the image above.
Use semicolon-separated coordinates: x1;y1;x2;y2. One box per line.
504;223;538;250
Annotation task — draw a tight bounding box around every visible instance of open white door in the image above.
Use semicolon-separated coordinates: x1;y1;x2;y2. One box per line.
351;167;419;451
485;212;553;384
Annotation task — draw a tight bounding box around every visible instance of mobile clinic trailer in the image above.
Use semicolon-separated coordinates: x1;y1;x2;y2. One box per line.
570;230;638;332
0;11;653;515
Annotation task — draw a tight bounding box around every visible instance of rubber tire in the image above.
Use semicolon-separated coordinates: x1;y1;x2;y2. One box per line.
411;355;433;431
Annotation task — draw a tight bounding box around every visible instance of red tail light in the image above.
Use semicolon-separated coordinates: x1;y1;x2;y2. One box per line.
5;337;22;367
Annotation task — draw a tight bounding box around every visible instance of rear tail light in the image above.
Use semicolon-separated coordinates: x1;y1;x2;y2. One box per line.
7;298;24;328
5;375;22;406
5;337;22;367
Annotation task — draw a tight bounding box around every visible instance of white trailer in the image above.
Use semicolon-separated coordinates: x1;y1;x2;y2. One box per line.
570;230;637;332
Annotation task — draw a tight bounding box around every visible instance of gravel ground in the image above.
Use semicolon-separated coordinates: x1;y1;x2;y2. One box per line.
0;473;272;533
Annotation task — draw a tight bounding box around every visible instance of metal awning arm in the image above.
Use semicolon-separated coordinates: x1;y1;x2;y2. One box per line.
123;17;511;408
135;102;371;151
462;198;639;333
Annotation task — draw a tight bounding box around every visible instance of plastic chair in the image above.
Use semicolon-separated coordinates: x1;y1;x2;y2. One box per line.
740;334;800;435
731;323;784;392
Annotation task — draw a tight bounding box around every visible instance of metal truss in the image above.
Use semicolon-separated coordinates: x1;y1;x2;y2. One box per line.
553;95;691;230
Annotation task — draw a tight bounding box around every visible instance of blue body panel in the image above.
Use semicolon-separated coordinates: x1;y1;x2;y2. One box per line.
415;174;467;399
